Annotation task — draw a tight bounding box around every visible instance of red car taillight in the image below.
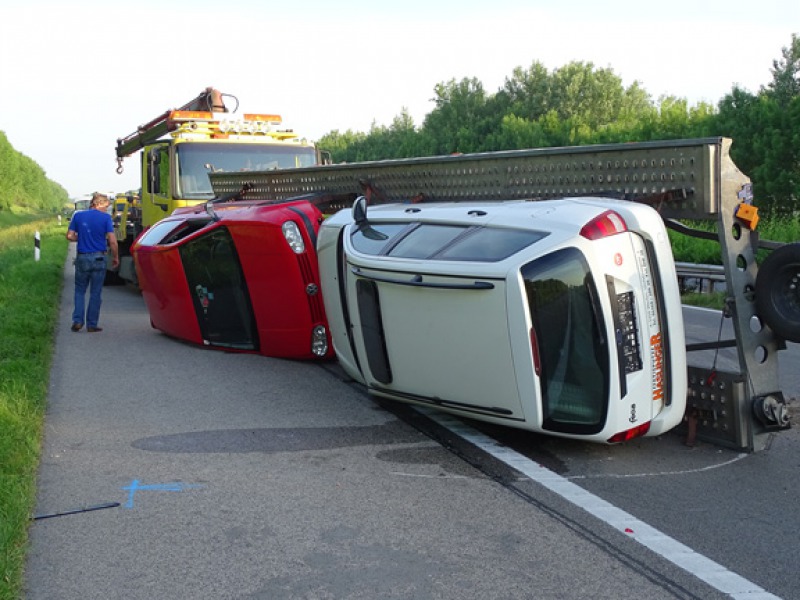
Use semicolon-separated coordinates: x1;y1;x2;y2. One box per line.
529;327;541;377
607;421;651;443
580;210;628;240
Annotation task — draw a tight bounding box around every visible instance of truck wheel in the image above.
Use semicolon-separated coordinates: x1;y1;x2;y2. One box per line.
755;242;800;343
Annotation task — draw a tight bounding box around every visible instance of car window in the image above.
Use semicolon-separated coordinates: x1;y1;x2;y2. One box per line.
351;221;545;262
350;223;407;255
437;227;546;261
137;218;213;246
521;247;609;434
137;220;184;246
388;225;466;259
178;227;257;348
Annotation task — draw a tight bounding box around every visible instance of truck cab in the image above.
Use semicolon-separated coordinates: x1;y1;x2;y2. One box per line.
114;88;327;285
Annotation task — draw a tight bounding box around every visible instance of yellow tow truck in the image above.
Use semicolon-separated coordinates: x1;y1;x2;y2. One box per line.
114;87;328;284
110;191;140;243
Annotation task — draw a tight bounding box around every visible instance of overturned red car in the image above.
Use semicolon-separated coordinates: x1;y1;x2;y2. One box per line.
132;198;332;359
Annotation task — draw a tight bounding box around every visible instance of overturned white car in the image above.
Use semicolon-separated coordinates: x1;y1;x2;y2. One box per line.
317;197;687;443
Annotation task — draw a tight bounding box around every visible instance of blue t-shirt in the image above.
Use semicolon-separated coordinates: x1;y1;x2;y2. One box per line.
69;209;114;254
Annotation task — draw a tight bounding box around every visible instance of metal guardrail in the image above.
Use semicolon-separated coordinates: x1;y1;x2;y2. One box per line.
675;262;726;294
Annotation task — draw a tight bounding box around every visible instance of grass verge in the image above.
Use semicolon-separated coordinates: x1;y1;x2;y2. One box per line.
680;291;727;310
0;212;67;600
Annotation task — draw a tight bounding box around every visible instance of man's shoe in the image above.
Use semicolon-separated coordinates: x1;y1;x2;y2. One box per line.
71;323;83;332
87;327;103;333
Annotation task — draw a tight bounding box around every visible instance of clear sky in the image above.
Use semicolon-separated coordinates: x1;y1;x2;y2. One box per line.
1;0;797;199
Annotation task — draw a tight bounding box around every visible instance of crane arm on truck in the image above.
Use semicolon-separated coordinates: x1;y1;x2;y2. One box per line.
115;87;236;170
209;137;798;453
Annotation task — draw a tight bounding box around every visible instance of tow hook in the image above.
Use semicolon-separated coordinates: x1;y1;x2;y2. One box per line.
752;393;791;430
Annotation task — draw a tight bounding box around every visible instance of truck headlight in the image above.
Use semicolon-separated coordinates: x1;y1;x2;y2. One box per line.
311;325;328;357
282;221;305;254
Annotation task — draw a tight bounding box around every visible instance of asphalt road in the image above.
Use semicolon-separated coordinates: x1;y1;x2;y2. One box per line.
438;306;800;600
24;251;797;599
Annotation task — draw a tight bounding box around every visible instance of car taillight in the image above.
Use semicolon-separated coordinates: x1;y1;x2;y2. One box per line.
607;421;651;443
580;210;628;240
529;327;541;376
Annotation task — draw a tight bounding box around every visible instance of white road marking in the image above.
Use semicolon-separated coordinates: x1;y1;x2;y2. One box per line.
423;410;781;600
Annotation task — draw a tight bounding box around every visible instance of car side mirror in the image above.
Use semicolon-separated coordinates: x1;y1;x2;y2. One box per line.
352;196;368;225
352;196;387;242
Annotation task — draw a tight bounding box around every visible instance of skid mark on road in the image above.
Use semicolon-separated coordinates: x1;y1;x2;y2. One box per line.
132;421;422;454
564;453;748;480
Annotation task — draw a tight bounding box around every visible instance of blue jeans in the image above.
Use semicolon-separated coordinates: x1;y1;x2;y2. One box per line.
72;253;107;328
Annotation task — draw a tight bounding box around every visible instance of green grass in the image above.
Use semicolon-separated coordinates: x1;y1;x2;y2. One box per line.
669;216;800;265
0;211;67;600
680;291;728;310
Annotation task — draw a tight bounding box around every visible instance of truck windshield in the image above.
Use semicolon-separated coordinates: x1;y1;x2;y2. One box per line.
175;143;318;199
521;247;609;434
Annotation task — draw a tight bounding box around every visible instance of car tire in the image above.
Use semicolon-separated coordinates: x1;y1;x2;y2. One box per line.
755;242;800;343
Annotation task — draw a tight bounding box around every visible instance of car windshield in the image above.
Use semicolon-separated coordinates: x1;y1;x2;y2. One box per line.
175;143;319;199
522;247;609;434
137;220;184;246
137;217;214;246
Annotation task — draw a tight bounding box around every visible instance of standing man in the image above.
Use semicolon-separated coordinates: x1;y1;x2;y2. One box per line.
66;192;119;332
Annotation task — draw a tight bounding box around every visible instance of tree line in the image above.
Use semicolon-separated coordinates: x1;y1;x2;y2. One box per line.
0;132;69;214
319;34;800;217
1;36;797;217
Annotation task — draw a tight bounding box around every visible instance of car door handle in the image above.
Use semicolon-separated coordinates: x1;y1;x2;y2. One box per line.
351;267;494;290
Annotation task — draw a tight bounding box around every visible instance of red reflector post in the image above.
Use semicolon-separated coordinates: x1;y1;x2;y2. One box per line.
607;421;651;443
580;210;628;240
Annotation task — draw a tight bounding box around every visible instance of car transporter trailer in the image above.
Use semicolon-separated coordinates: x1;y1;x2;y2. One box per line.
208;137;798;452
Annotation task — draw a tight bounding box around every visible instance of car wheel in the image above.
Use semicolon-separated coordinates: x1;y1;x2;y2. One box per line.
755;242;800;342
